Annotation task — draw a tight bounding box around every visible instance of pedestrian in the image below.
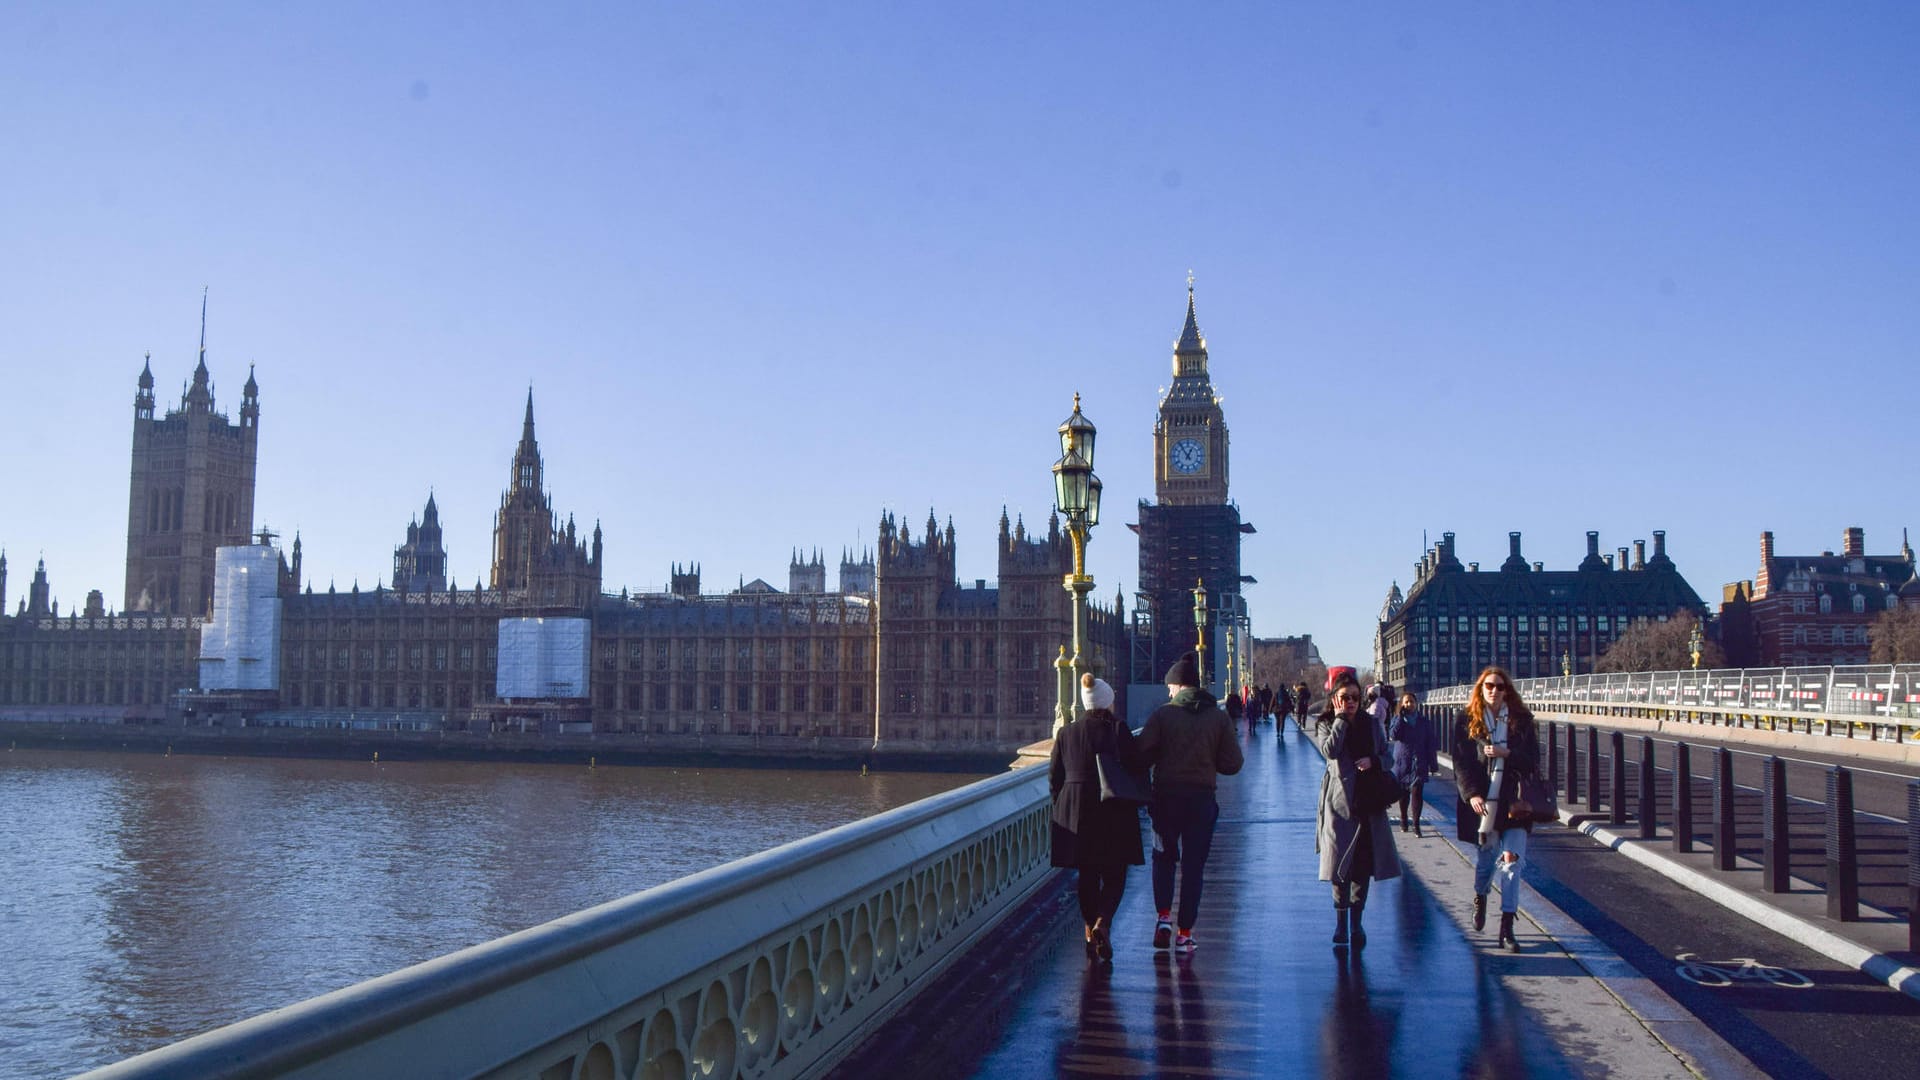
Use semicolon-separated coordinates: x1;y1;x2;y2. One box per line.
1313;669;1401;947
1049;674;1146;961
1135;650;1244;955
1224;684;1244;729
1274;685;1294;736
1365;680;1394;728
1389;690;1437;837
1294;681;1313;729
1452;665;1542;952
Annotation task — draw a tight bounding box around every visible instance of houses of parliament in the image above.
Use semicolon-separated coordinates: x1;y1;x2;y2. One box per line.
0;289;1253;748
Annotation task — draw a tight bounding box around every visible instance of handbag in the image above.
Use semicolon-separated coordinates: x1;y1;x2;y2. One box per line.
1508;770;1557;824
1093;726;1148;805
1353;763;1406;818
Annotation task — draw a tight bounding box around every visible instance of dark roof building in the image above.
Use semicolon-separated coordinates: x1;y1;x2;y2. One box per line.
1378;529;1706;693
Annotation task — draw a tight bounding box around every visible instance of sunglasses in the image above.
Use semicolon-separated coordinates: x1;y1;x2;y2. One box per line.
1334;693;1361;703
1483;682;1510;692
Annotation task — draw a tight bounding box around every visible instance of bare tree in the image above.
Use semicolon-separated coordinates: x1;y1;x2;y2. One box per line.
1597;610;1725;672
1870;605;1920;663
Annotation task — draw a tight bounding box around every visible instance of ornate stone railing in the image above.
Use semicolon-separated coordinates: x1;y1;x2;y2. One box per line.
78;763;1053;1080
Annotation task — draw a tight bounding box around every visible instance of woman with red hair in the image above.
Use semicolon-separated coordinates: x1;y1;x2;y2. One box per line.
1452;666;1541;951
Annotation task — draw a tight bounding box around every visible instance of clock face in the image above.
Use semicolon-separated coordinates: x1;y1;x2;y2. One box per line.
1170;437;1206;474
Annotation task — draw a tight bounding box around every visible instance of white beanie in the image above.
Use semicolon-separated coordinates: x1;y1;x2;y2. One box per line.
1080;676;1115;713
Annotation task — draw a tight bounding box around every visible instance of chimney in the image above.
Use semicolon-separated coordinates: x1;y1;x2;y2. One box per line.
1618;547;1630;570
1533;561;1543;572
1604;554;1615;570
1469;562;1479;572
1653;530;1667;560
1587;531;1601;558
1510;533;1523;559
1760;531;1774;562
1633;540;1646;570
1843;527;1865;558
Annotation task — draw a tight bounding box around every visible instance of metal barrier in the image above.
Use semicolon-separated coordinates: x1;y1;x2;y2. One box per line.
77;764;1055;1080
1424;664;1920;741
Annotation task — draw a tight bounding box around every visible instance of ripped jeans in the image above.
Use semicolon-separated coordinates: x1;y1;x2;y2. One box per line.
1472;826;1529;914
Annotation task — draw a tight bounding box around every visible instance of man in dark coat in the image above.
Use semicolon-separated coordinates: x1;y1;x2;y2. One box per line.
1134;651;1243;954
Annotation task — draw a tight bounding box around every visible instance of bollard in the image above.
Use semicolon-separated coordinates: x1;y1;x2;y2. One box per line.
1672;741;1694;853
1826;767;1860;921
1588;725;1603;814
1761;756;1789;893
1907;781;1919;954
1639;735;1657;840
1712;748;1737;871
1547;721;1559;793
1610;730;1628;827
1567;723;1582;806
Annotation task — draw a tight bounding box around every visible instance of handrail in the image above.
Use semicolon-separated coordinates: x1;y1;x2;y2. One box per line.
77;763;1055;1080
1422;664;1920;742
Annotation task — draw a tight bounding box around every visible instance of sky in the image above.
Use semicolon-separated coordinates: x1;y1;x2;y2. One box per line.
2;4;1916;671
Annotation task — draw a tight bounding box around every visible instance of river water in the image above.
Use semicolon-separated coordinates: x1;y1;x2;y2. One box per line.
0;748;988;1078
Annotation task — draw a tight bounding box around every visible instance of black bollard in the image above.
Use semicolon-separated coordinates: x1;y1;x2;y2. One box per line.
1610;730;1628;827
1588;725;1603;815
1547;721;1559;793
1672;742;1693;853
1762;756;1789;893
1567;723;1582;806
1639;735;1657;840
1826;767;1860;921
1907;781;1919;954
1712;748;1737;871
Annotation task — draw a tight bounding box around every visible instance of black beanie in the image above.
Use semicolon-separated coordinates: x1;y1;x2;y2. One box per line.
1166;651;1200;687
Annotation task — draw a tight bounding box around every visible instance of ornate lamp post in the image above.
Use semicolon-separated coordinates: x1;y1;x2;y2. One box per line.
1051;395;1100;734
1689;620;1704;670
1192;578;1208;681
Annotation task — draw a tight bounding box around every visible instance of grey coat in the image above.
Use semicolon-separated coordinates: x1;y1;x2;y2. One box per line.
1313;712;1403;883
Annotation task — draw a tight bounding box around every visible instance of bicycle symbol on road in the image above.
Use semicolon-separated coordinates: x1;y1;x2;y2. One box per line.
1673;953;1813;988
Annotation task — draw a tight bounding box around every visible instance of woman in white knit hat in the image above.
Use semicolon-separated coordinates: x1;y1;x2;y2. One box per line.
1049;673;1146;960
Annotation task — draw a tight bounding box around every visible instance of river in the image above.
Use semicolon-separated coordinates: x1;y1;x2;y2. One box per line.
0;748;989;1077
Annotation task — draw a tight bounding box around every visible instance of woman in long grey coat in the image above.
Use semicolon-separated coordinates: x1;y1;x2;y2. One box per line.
1314;671;1401;947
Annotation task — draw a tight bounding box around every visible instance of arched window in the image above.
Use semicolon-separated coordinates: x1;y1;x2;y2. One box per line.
1818;594;1832;614
1852;594;1866;613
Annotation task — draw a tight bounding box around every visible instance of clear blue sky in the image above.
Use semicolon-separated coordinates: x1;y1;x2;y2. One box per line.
3;4;1915;672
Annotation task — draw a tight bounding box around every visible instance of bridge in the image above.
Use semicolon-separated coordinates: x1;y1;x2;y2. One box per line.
77;667;1920;1079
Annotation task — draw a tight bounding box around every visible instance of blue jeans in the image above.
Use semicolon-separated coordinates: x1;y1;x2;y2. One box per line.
1473;826;1529;913
1150;787;1220;931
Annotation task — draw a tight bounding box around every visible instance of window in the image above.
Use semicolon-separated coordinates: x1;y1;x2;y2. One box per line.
653;684;669;710
792;640;809;670
793;686;808;712
962;640;974;669
1852;594;1866;613
1819;595;1832;614
983;640;996;669
707;685;723;710
1016;688;1036;715
893;686;918;712
736;685;751;710
941;640;952;669
820;686;837;712
851;686;865;712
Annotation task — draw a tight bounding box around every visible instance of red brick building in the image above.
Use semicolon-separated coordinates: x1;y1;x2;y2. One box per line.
1718;528;1918;667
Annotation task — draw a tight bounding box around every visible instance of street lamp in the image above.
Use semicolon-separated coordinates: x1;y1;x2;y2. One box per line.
1192;578;1208;681
1051;394;1100;734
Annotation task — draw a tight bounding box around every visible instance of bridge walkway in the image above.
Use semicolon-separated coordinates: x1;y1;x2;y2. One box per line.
835;716;1731;1079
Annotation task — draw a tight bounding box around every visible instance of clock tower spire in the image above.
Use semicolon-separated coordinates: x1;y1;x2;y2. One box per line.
1154;281;1229;506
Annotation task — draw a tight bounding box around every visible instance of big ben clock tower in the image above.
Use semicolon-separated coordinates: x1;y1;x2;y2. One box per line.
1132;282;1253;689
1154;286;1230;505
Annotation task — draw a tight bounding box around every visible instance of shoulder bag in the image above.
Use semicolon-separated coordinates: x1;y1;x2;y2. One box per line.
1507;769;1558;824
1094;725;1149;805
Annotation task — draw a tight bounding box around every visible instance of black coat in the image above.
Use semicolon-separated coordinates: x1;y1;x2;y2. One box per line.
1452;708;1541;843
1049;710;1147;868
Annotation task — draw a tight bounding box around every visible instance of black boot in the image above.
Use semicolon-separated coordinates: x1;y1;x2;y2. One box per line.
1332;906;1350;946
1472;893;1487;932
1350;903;1367;948
1498;912;1519;952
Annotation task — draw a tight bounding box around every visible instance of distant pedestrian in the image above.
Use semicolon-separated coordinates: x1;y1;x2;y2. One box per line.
1224;685;1244;728
1050;675;1146;961
1274;685;1294;735
1452;665;1541;952
1136;651;1244;955
1389;691;1437;837
1294;682;1313;729
1313;669;1401;947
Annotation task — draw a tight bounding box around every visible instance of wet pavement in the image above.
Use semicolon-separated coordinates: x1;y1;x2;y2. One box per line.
930;720;1665;1078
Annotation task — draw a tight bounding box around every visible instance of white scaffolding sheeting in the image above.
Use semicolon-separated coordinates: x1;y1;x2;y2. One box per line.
198;545;283;691
496;617;591;699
